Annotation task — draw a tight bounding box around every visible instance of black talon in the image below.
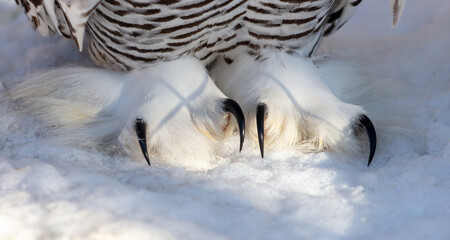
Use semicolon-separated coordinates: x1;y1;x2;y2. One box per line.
222;99;246;152
256;103;267;158
135;118;151;166
356;114;377;167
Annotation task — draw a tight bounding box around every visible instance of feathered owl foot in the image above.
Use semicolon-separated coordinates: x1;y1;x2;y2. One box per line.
212;52;377;166
5;58;245;170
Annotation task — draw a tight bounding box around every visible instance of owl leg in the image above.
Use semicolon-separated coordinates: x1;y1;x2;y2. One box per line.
5;57;245;170
211;52;377;166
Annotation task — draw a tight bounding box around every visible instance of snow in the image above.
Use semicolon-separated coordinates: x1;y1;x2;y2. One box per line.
1;0;449;239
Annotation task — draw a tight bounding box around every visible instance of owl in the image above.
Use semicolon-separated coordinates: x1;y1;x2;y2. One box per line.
9;0;405;169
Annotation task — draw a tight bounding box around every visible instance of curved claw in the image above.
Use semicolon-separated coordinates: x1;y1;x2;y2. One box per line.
222;99;246;152
135;118;151;166
356;114;377;167
256;103;267;158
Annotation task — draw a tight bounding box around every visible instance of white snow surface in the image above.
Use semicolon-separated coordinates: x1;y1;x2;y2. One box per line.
1;0;449;239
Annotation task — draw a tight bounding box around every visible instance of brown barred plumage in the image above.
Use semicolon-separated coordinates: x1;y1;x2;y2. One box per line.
16;0;363;71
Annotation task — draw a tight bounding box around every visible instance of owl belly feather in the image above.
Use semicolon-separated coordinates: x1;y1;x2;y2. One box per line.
86;0;333;71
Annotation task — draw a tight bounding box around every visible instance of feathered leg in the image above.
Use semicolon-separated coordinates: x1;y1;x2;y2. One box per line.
211;52;377;165
4;57;245;170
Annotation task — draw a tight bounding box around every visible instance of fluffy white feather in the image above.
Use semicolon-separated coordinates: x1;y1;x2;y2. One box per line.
2;52;403;168
4;58;234;170
211;52;400;157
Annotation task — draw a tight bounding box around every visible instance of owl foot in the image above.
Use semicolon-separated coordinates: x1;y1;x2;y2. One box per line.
212;52;377;166
5;58;245;170
255;103;376;166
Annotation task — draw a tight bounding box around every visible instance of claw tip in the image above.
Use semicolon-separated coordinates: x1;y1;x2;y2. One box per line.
223;99;246;153
357;114;377;167
257;103;266;159
135;118;151;166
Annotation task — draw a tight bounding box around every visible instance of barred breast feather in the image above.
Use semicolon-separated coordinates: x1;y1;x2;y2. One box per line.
16;0;101;51
16;0;364;71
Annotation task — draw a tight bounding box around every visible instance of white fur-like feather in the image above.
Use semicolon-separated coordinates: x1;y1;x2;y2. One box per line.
212;53;364;154
5;58;233;170
211;52;404;160
3;54;404;168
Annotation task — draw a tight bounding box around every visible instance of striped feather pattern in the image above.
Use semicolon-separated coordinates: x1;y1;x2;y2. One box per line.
16;0;101;51
16;0;363;71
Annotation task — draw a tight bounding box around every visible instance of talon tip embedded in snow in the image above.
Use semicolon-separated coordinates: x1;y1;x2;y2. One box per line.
256;103;267;158
222;99;246;152
135;118;151;166
356;114;377;167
